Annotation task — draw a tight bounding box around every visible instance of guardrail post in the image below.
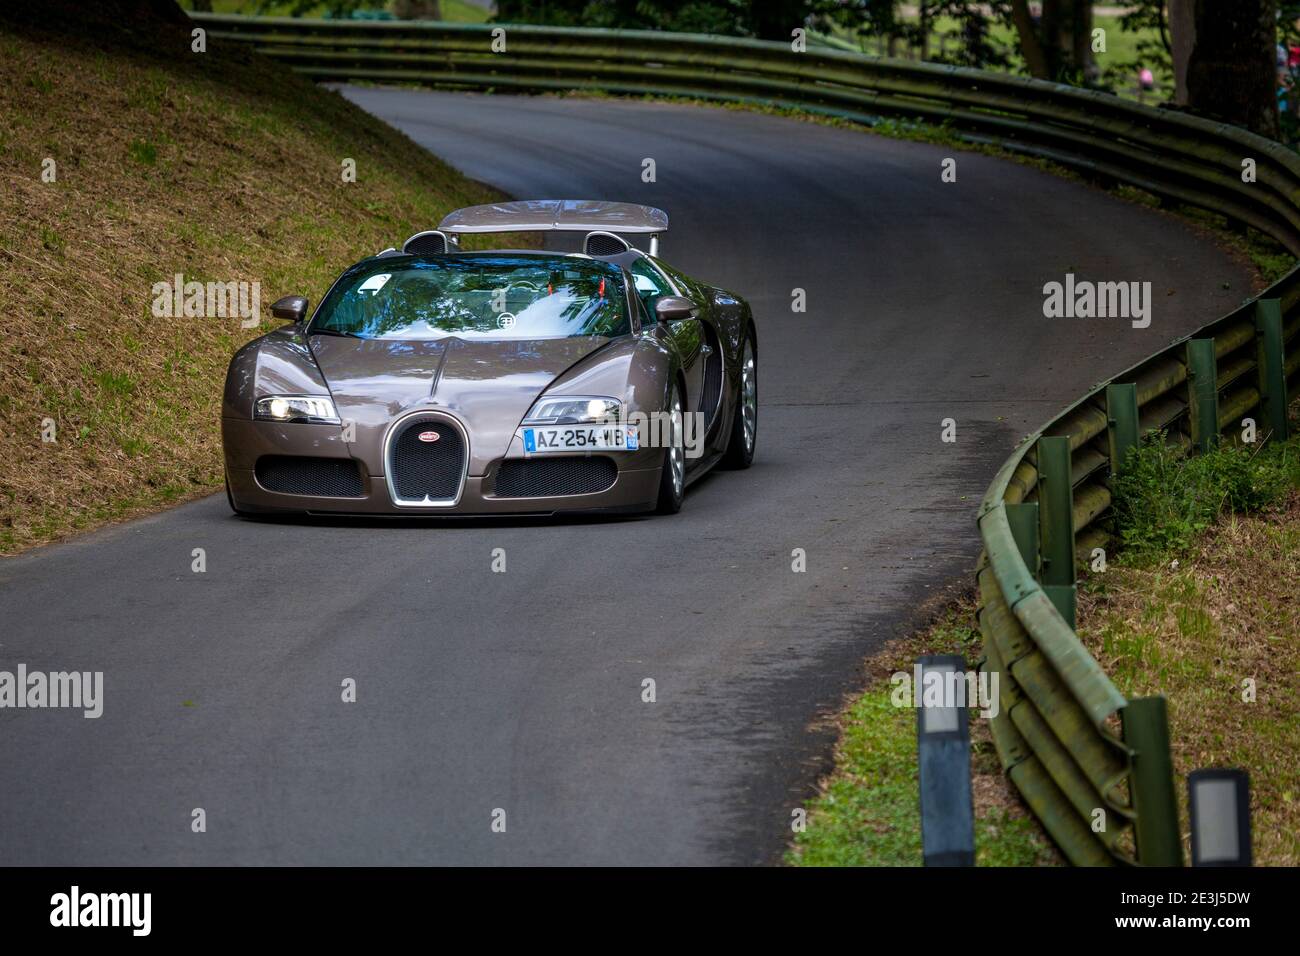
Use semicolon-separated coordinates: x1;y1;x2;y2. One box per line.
1254;298;1289;443
1105;382;1140;475
1036;436;1076;626
1004;502;1040;579
1186;338;1220;453
1122;696;1183;866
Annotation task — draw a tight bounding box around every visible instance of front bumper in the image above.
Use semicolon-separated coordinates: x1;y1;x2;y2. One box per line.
222;417;662;516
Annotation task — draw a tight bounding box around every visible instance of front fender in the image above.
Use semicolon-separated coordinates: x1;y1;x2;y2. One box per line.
222;325;329;420
543;332;678;417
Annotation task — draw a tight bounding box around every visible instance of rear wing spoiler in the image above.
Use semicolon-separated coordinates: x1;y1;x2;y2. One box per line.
438;199;667;255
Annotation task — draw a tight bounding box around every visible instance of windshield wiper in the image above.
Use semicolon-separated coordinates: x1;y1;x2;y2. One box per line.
308;328;366;339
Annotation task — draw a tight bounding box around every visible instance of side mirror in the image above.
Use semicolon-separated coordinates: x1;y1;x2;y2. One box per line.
271;295;308;324
654;295;696;323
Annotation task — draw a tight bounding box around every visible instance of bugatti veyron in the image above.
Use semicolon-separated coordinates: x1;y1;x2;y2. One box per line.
221;199;757;517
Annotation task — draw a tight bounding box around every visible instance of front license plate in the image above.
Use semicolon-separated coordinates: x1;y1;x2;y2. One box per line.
523;425;639;453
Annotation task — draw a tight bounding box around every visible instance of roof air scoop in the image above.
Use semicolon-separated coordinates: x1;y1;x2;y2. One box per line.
402;230;453;256
583;231;632;257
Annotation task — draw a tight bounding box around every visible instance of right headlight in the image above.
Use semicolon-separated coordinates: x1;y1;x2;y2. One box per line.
523;395;622;425
254;394;340;424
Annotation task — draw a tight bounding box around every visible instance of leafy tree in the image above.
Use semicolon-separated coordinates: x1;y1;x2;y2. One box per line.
493;0;830;41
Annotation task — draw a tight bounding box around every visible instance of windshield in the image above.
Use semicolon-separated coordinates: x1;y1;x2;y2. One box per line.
310;255;631;340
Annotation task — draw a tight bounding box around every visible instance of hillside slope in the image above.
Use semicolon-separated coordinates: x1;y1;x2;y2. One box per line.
0;3;526;553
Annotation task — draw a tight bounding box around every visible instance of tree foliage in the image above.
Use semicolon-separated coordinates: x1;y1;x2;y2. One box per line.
492;0;831;40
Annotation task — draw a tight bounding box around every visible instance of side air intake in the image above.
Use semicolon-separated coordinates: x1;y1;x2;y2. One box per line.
255;456;365;497
494;457;618;497
583;231;631;257
402;230;451;256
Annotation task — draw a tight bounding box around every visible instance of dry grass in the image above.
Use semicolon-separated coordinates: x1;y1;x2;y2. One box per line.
1078;492;1300;866
0;7;533;553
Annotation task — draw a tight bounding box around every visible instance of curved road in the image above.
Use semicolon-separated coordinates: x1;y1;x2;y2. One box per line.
0;90;1250;865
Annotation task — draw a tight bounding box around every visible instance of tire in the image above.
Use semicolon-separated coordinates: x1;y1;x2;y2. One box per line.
722;335;756;469
655;380;686;514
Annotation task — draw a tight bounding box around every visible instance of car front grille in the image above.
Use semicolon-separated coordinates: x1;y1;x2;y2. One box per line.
255;456;365;497
494;456;618;498
388;418;466;504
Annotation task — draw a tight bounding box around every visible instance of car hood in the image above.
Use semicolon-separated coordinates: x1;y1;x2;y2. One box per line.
308;334;610;473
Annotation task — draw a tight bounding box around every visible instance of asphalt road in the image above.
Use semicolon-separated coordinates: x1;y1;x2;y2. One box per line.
0;90;1252;865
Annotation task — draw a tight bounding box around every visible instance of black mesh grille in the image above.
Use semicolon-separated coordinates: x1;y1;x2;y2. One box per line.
255;456;365;497
495;457;618;498
584;233;628;256
389;419;465;502
403;232;446;255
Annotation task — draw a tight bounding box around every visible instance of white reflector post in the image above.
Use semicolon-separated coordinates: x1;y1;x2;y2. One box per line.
1188;769;1251;866
916;654;974;866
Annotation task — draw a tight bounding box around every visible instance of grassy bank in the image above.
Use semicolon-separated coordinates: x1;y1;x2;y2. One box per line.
0;4;531;554
1076;427;1300;866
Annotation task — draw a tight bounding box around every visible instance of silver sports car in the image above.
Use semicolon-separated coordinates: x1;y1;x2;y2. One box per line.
221;199;757;517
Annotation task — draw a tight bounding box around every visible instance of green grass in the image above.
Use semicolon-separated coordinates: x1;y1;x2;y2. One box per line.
1111;431;1299;560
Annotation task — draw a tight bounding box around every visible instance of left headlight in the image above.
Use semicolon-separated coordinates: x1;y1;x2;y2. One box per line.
523;395;622;425
254;395;340;424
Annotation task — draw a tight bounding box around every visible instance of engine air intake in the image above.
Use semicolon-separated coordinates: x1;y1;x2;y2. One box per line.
583;231;631;257
402;230;450;256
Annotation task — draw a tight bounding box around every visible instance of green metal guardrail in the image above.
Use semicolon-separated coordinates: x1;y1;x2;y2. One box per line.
193;14;1300;865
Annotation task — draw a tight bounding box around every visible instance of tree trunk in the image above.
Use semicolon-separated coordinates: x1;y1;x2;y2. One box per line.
1186;0;1278;137
393;0;443;19
1009;0;1092;81
1068;0;1093;79
1008;0;1050;78
1169;0;1195;104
